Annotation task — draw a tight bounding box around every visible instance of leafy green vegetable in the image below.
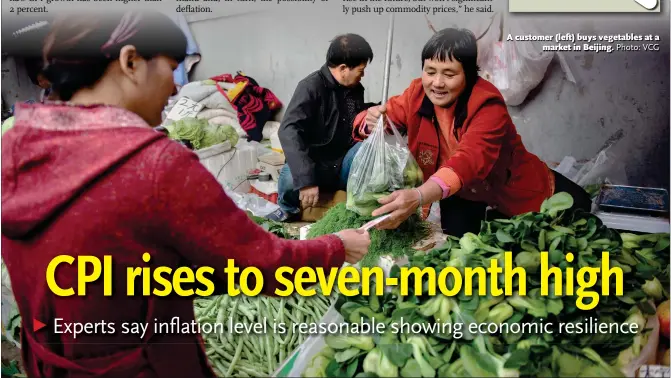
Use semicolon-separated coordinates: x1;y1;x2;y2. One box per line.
301;193;670;378
247;212;297;240
306;203;431;267
165;117;239;150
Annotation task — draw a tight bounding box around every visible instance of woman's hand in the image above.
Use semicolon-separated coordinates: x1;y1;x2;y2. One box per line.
365;104;386;131
370;189;421;230
336;229;372;264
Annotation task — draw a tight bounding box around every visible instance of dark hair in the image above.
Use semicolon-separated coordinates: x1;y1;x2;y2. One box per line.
24;57;45;86
41;11;187;101
421;28;480;136
326;33;374;69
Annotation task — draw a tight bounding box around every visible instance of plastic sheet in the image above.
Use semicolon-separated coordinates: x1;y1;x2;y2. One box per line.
572;148;627;188
226;189;280;217
554;145;628;198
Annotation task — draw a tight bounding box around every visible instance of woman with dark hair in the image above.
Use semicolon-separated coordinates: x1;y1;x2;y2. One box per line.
1;11;370;378
352;28;591;236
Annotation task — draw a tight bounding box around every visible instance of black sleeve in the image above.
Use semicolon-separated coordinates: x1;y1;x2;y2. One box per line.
278;80;319;189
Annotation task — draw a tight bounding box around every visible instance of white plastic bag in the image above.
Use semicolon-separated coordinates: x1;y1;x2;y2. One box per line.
471;13;503;82
573;148;627;188
554;145;628;198
226;189;280;217
426;202;441;225
346;117;423;216
479;15;554;106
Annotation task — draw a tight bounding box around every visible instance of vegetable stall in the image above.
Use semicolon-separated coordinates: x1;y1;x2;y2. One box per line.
282;193;671;378
185;192;671;378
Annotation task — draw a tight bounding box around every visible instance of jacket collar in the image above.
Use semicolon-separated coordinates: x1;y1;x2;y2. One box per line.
320;64;338;89
418;95;435;119
320;64;365;93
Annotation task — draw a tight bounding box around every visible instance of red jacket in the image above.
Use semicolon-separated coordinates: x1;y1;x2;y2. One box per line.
353;78;554;216
1;103;345;378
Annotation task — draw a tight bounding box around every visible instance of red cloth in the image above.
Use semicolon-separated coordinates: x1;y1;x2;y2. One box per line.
2;102;345;378
353;78;554;217
210;73;282;141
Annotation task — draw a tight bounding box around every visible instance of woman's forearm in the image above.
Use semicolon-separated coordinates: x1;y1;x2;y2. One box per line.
416;179;444;206
415;167;464;207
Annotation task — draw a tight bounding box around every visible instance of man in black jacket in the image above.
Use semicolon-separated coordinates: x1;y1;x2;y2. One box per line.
267;34;376;222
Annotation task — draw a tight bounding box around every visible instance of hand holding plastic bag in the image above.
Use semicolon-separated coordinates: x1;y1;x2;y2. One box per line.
346;115;423;216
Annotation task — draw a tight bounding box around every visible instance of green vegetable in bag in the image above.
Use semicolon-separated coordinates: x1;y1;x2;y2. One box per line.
346;116;423;217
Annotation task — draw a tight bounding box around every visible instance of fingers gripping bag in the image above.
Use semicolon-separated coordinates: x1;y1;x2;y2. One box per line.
346;116;423;216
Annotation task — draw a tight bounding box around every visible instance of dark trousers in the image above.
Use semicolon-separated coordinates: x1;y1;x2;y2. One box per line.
439;170;592;238
277;143;362;214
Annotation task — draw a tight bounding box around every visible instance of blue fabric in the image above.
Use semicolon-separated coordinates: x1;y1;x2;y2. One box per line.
165;12;200;87
277;142;362;214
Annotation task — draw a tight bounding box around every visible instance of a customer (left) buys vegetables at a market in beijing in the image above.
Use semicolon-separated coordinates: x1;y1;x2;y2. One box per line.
0;11;371;378
354;28;593;235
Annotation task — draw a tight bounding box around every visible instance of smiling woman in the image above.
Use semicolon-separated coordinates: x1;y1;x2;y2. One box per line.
351;28;592;237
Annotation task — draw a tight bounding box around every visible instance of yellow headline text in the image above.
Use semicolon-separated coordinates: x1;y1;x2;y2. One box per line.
46;251;622;310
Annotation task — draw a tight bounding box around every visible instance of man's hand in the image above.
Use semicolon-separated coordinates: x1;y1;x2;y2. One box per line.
365;104;386;132
299;186;319;208
370;189;420;230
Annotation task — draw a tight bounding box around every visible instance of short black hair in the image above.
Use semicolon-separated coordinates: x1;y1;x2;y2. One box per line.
326;33;373;69
421;28;481;135
421;28;479;75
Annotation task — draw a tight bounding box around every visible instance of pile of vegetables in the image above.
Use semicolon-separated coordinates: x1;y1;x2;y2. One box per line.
165;117;239;150
302;192;670;377
195;287;334;377
307;203;431;267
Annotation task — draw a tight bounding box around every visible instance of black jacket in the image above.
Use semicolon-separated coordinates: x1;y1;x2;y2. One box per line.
279;64;377;190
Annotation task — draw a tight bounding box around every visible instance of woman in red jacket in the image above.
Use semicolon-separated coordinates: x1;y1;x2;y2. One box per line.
1;12;370;378
354;28;591;236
